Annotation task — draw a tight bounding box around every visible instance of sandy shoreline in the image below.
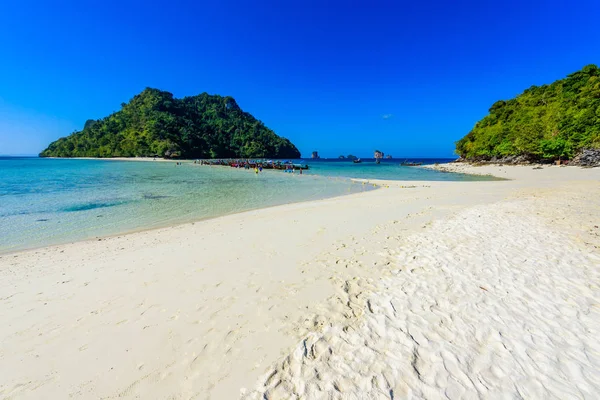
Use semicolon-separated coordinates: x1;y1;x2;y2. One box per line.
1;164;599;399
0;180;376;257
421;161;587;178
45;156;180;162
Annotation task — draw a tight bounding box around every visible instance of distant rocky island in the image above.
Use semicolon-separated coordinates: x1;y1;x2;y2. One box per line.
40;88;301;159
456;64;600;166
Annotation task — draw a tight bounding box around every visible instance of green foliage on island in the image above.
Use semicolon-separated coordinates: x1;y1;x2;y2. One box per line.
40;88;301;159
456;65;600;160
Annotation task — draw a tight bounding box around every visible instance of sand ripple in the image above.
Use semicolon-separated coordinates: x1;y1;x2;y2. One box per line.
243;200;600;399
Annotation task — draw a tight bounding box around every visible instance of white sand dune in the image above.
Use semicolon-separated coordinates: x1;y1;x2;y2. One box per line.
1;165;599;399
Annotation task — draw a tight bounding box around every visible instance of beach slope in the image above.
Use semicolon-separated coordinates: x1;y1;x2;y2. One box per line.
1;165;599;399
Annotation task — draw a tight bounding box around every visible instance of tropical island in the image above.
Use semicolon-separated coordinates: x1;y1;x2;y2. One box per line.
455;64;600;165
40;88;301;159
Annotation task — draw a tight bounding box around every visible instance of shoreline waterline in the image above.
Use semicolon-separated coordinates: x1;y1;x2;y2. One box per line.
0;184;383;257
0;179;448;257
0;158;493;253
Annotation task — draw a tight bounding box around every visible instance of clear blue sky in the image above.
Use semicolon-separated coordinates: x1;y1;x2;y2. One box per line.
1;0;599;157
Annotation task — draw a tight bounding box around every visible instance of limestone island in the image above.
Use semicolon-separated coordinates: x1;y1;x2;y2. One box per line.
40;88;301;159
455;64;600;166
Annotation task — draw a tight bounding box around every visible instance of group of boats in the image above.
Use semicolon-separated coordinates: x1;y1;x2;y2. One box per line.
196;158;423;170
196;159;309;170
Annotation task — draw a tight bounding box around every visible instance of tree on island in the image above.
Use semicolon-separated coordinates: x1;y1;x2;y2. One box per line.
455;64;600;162
40;88;301;159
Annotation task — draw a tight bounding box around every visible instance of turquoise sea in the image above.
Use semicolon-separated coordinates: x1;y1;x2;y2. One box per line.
0;157;493;253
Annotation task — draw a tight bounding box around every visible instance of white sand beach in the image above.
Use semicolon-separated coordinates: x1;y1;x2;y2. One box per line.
1;165;599;399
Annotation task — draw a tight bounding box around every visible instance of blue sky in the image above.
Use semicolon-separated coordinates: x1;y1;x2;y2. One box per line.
1;0;599;157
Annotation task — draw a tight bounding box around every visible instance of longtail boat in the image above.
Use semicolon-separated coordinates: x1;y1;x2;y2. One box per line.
400;161;422;166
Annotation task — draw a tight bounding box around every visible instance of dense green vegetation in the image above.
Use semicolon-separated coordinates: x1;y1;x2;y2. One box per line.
40;88;300;159
456;65;600;160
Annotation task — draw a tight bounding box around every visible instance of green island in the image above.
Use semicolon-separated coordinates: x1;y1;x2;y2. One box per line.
456;64;600;163
40;88;300;159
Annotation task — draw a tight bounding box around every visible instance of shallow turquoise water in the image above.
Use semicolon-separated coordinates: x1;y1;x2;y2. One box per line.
0;157;493;253
302;158;494;181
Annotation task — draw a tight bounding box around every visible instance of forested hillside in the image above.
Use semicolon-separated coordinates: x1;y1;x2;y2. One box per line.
40;88;300;159
456;65;600;161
